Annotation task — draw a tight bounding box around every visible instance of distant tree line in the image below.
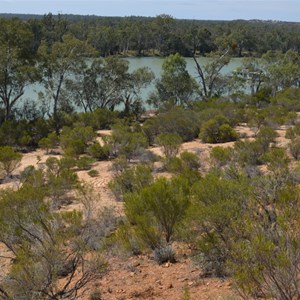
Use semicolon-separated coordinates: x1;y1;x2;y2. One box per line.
1;13;300;57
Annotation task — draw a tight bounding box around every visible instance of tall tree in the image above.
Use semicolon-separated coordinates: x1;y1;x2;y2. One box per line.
66;57;154;116
38;35;95;132
0;19;37;122
193;50;230;99
150;53;198;107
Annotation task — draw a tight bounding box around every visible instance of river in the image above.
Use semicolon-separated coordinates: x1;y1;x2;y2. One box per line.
22;57;243;110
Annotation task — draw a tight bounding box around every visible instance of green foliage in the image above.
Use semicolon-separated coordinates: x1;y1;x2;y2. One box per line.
261;147;290;176
155;132;182;159
38;132;59;154
45;156;78;206
76;155;95;170
76;108;118;129
210;146;233;168
109;123;148;161
0;146;22;177
256;125;278;151
285;123;300;140
87;142;110;160
60;125;96;157
151;53;198;107
0;183;105;299
109;164;153;201
124;176;190;248
289;137;300;160
165;151;200;174
143;107;200;143
189;175;249;276
229;183;300;300
271;87;300;111
234;139;264;166
200;115;238;143
87;169;99;177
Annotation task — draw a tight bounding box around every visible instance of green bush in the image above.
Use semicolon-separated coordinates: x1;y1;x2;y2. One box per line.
60;126;96;157
210;146;233;168
143;107;200;143
200;115;238;143
38;132;59;154
87;142;110;160
256;125;278;151
109;164;153;201
190;175;249;276
289;137;300;160
124;176;190;247
87;170;99;177
0;146;22;177
165;151;200;174
285;123;300;140
234;139;264;166
109;123;148;161
155;132;182;159
76;156;95;170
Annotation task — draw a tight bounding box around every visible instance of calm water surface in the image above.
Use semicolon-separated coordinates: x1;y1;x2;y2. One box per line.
22;57;243;109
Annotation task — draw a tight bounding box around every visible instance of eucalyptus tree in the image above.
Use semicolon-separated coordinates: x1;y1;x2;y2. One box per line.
66;57;154;116
230;57;265;96
262;50;300;95
37;35;95;132
0;19;37;122
150;53;198;108
193;50;230;99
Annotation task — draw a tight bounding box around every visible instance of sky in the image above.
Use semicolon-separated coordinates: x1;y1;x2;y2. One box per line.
0;0;300;22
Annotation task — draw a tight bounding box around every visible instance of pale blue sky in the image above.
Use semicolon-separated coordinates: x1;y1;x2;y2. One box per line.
1;0;300;21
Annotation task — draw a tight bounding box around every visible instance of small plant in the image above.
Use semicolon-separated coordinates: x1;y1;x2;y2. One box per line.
181;285;191;300
154;245;176;265
87;169;99;177
89;290;102;300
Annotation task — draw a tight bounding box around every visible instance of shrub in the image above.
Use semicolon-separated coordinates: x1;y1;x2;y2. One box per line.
256;125;278;151
143;107;200;143
155;133;182;159
200;115;237;143
87;142;110;160
60;126;96;157
87;170;99;177
234;140;264;166
289;137;300;160
165;151;200;174
76;156;95;170
38;132;59;154
109;164;153;201
229;182;300;300
190;175;249;276
153;245;176;265
0;146;22;177
285;123;300;140
210;146;233;168
109;124;148;161
124;176;190;245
